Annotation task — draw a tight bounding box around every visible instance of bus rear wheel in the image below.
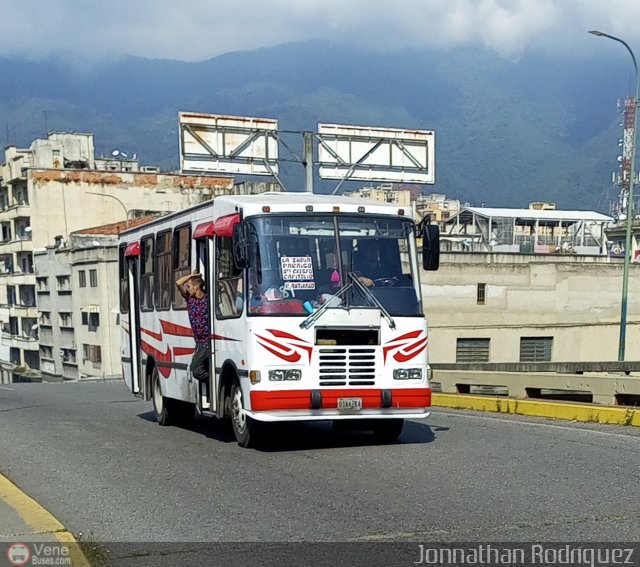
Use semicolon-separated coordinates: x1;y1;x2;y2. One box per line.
371;419;404;443
230;379;259;448
152;367;195;426
152;367;171;426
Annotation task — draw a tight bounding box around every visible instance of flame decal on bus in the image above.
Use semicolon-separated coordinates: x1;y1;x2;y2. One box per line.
255;329;313;363
383;331;428;363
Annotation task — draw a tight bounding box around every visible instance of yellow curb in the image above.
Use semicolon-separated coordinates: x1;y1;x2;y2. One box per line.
0;473;90;567
432;393;640;427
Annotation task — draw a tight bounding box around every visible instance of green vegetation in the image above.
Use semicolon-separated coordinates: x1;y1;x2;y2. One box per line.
0;42;627;210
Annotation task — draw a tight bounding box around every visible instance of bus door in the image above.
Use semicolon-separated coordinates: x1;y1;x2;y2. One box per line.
122;241;145;398
194;222;216;412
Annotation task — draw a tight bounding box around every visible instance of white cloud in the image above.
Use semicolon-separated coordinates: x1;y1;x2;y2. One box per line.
2;0;640;62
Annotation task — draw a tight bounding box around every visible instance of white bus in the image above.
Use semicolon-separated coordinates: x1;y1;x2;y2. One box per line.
119;192;439;447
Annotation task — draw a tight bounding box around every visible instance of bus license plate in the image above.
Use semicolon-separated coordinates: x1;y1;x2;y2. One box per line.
338;397;362;411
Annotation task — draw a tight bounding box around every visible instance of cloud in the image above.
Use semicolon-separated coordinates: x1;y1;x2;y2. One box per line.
3;0;640;63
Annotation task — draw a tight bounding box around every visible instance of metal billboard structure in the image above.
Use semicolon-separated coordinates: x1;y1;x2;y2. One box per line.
179;112;279;176
316;123;435;193
177;112;436;193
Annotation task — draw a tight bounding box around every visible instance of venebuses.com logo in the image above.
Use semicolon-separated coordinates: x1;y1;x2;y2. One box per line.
5;542;72;566
7;543;30;566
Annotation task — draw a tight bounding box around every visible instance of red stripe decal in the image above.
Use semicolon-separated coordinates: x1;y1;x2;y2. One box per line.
383;330;428;363
140;327;163;341
255;334;302;363
140;342;172;378
174;347;195;357
160;320;193;337
393;337;428;363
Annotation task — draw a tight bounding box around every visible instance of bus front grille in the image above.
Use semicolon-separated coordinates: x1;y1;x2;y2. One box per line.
318;347;376;386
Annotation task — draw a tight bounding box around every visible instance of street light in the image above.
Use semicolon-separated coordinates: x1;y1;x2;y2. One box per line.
87;192;130;229
589;30;639;361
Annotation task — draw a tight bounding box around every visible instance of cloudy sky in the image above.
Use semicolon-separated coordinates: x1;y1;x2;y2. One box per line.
3;0;640;63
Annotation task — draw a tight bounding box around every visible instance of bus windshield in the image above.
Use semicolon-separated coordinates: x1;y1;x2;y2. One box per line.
245;214;422;316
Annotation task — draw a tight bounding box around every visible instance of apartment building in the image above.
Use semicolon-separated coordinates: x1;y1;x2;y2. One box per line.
36;218;157;381
0;132;234;382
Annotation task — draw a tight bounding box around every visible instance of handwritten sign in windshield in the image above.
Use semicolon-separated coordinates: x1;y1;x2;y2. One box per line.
281;256;314;281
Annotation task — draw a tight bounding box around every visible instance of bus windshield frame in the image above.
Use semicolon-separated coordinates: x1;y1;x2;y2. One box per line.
244;213;423;317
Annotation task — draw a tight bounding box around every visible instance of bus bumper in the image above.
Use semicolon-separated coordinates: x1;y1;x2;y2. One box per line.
248;387;431;422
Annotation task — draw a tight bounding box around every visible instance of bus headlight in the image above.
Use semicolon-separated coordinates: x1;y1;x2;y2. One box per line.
269;369;302;381
394;368;422;380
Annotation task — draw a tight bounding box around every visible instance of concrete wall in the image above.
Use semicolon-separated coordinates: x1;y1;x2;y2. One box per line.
27;169;233;248
423;252;637;363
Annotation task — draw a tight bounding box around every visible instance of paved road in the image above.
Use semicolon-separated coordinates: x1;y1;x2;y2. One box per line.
1;381;639;563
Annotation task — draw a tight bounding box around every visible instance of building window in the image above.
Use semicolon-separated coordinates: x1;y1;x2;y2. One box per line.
62;349;76;364
56;275;70;292
79;270;86;287
520;337;553;362
59;312;72;327
477;283;486;305
456;338;490;363
89;269;98;287
39;312;51;326
40;345;53;360
36;277;49;292
83;344;102;364
7;286;16;306
89;313;99;331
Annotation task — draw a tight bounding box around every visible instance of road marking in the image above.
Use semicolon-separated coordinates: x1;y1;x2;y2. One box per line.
433;408;640;441
0;386;14;390
0;473;90;567
432;393;640;427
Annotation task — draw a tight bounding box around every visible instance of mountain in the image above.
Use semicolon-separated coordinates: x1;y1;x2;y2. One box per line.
0;41;631;210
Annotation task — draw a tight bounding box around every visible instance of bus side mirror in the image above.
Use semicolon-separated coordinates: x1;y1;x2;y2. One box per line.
423;224;440;271
233;222;251;269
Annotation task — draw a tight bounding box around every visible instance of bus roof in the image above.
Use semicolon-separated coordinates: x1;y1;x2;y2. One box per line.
119;191;413;238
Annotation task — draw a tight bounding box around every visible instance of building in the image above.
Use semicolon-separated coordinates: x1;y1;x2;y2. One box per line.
441;206;613;255
344;183;414;206
415;193;461;222
423;252;638;365
0;132;234;382
36;218;157;381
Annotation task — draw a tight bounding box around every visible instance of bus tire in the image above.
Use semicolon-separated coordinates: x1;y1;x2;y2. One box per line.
371;419;404;443
152;366;172;426
230;378;258;448
173;400;196;425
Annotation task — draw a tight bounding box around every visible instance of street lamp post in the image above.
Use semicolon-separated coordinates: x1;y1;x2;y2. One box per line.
87;192;130;229
589;30;640;361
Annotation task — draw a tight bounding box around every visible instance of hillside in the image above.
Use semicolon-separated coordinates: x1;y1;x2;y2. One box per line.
0;41;630;210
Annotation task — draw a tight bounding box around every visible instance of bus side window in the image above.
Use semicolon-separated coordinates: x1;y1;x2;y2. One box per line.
140;236;154;312
172;224;191;309
215;236;242;319
155;231;172;311
118;244;129;314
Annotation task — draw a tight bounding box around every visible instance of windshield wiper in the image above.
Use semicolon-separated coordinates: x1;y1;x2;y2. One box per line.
299;273;397;330
347;272;396;330
299;280;353;330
